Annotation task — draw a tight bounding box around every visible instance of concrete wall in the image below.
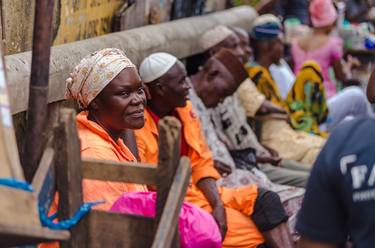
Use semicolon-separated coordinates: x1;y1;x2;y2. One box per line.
2;0;228;55
5;6;257;115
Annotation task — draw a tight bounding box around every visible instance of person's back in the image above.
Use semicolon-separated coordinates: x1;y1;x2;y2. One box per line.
297;117;375;247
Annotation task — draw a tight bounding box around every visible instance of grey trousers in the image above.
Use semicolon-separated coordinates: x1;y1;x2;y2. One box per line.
258;160;310;188
325;86;369;131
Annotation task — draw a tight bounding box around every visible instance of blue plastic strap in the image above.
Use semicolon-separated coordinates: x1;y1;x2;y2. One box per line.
0;177;104;231
0;178;34;192
39;200;105;230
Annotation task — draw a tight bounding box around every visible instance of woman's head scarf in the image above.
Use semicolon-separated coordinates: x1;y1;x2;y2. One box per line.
309;0;337;28
65;48;135;109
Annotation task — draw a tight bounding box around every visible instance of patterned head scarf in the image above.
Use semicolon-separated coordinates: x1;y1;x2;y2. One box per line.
200;25;235;51
65;48;135;109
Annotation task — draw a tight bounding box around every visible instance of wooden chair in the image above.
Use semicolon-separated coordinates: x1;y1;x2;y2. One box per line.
34;108;191;248
0;40;69;246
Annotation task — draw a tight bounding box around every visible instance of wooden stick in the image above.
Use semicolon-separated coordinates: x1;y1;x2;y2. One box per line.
23;0;55;182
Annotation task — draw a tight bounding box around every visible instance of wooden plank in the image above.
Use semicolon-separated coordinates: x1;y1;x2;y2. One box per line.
32;147;55;212
155;117;181;224
117;1;147;31
0;224;69;247
152;158;191;248
54;108;86;248
0;40;23;179
0;187;40;228
82;159;158;185
87;210;154;248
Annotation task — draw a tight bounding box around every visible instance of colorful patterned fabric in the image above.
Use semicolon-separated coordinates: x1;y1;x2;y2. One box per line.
286;61;329;137
247;64;287;109
65;48;135;109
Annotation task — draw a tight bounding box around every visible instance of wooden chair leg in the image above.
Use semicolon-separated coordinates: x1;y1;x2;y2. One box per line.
155;117;181;223
54;108;87;248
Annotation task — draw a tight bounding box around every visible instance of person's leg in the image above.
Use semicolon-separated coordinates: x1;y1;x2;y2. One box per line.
326;86;369;131
258;163;309;188
252;188;295;248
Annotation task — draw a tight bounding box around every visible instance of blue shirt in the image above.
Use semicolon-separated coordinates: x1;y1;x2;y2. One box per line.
296;117;375;247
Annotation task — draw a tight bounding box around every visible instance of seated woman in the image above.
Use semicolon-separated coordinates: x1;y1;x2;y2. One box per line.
291;0;369;131
65;48;149;209
40;48;148;248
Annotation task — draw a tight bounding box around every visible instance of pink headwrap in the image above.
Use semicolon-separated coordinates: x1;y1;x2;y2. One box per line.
309;0;337;28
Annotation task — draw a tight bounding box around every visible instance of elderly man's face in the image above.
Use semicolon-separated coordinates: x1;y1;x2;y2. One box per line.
198;57;235;108
233;28;253;63
154;61;191;109
217;34;246;63
92;67;146;130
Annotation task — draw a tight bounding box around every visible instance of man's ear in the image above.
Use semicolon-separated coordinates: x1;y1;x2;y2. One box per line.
144;85;152;100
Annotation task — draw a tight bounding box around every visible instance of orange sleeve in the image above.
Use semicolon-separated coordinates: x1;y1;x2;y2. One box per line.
187;107;221;185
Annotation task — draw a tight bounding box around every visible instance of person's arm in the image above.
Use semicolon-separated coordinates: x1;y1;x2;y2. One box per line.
214;160;232;176
367;66;375;103
332;60;361;87
298;237;339;248
197;177;228;240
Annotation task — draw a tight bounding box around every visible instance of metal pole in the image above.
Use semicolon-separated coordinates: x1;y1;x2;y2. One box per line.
23;0;55;182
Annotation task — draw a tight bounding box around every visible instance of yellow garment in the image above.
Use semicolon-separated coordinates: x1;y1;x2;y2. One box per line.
236;79;266;117
134;102;265;248
286;61;329;137
236;79;325;165
247;63;329;137
247;65;286;109
261;119;325;166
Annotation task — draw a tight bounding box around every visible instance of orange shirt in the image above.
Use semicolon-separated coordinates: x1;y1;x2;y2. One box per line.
135;102;264;248
77;111;148;210
135;102;221;186
40;112;148;248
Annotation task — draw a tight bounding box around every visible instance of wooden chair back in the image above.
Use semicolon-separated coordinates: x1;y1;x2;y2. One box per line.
35;108;191;248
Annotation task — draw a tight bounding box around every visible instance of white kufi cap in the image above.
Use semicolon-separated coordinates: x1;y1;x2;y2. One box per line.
139;52;178;83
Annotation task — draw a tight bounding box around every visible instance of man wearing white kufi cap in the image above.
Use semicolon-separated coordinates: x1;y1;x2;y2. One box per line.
136;52;296;248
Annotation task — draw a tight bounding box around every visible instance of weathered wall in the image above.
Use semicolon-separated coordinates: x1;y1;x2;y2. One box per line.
2;0;230;55
53;0;125;45
5;6;257;115
2;0;35;54
2;0;127;54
